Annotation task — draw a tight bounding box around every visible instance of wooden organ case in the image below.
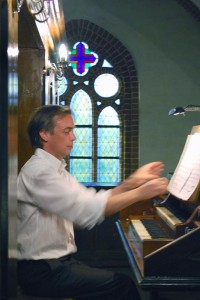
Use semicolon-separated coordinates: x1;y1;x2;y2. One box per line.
116;126;200;300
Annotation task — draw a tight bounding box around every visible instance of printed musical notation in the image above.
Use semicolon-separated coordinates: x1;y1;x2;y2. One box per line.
168;133;200;200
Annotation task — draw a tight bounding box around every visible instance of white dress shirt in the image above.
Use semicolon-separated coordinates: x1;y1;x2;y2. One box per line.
17;148;111;260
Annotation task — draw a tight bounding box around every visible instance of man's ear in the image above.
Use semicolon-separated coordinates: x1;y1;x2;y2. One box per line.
39;130;49;142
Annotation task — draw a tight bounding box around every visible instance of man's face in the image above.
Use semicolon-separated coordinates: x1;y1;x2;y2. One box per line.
40;114;76;160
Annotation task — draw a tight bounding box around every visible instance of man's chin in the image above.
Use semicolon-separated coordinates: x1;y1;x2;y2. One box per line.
65;151;71;157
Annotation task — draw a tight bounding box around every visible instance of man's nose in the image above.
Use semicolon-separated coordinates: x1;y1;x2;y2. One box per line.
70;131;76;141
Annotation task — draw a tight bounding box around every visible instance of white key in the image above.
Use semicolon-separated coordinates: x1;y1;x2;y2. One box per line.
130;219;151;239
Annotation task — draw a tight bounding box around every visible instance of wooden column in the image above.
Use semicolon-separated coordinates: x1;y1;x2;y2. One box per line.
0;0;18;298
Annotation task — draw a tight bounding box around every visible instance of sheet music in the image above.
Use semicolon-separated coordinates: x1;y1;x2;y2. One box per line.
168;133;200;200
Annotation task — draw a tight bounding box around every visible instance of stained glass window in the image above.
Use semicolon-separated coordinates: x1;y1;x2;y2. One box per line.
97;107;120;183
59;42;121;184
57;77;68;96
70;90;92;125
69;90;93;182
69;42;98;76
58;20;139;187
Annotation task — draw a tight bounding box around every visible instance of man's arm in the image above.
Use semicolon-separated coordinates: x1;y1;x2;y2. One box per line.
105;176;169;216
112;161;165;195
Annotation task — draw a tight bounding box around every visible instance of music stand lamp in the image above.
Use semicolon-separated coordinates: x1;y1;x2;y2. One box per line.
168;105;200;116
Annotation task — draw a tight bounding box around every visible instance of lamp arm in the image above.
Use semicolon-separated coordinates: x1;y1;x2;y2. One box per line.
185;105;200;112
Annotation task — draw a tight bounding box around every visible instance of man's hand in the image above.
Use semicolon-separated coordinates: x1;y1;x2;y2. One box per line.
119;161;165;192
130;161;164;185
136;177;169;200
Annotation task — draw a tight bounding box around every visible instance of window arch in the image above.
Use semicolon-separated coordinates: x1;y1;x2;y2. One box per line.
59;20;139;185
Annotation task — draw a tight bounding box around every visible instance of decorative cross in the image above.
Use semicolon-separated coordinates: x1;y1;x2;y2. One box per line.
69;42;98;75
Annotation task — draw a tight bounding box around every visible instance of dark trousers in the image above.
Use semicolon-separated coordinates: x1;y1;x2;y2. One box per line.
18;255;141;300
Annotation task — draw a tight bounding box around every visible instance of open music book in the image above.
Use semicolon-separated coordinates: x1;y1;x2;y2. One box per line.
168;131;200;200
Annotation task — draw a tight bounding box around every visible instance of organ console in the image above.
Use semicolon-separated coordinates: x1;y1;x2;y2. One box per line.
116;126;200;300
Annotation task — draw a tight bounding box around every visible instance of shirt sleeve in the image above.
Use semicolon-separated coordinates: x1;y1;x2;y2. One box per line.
18;164;111;229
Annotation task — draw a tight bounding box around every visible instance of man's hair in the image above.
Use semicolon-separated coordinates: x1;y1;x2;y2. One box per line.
28;105;72;149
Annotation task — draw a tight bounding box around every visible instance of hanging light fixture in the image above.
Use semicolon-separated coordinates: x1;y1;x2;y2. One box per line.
57;43;68;77
26;0;50;22
59;43;68;63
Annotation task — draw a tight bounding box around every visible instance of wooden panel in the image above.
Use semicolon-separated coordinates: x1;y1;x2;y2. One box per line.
74;213;129;267
18;2;45;171
18;48;45;171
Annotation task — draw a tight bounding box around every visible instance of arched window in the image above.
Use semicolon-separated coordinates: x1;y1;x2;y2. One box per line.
59;20;138;186
70;89;92;183
97;106;120;183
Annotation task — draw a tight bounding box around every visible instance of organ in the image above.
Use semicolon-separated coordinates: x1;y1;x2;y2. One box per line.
116;126;200;300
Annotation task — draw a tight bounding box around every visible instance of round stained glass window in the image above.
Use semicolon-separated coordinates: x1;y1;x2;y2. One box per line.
57;77;68;96
94;74;119;98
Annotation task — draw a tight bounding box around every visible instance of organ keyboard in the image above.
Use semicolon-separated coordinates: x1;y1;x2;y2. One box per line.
117;192;200;277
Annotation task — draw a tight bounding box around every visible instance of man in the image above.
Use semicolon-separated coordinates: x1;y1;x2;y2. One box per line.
17;105;168;299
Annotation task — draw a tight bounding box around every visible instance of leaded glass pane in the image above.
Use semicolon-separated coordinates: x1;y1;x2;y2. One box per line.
98;128;120;157
115;99;120;105
57;77;68;96
70;128;92;156
70;90;92;125
69;42;98;76
94;74;119;98
70;158;92;182
98;106;119;125
102;59;113;68
97;159;120;183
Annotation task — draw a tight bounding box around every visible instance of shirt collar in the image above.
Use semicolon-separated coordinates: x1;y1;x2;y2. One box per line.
35;148;67;174
59;159;67;174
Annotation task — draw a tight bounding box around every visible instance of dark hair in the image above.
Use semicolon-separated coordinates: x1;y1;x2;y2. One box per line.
28;105;72;149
